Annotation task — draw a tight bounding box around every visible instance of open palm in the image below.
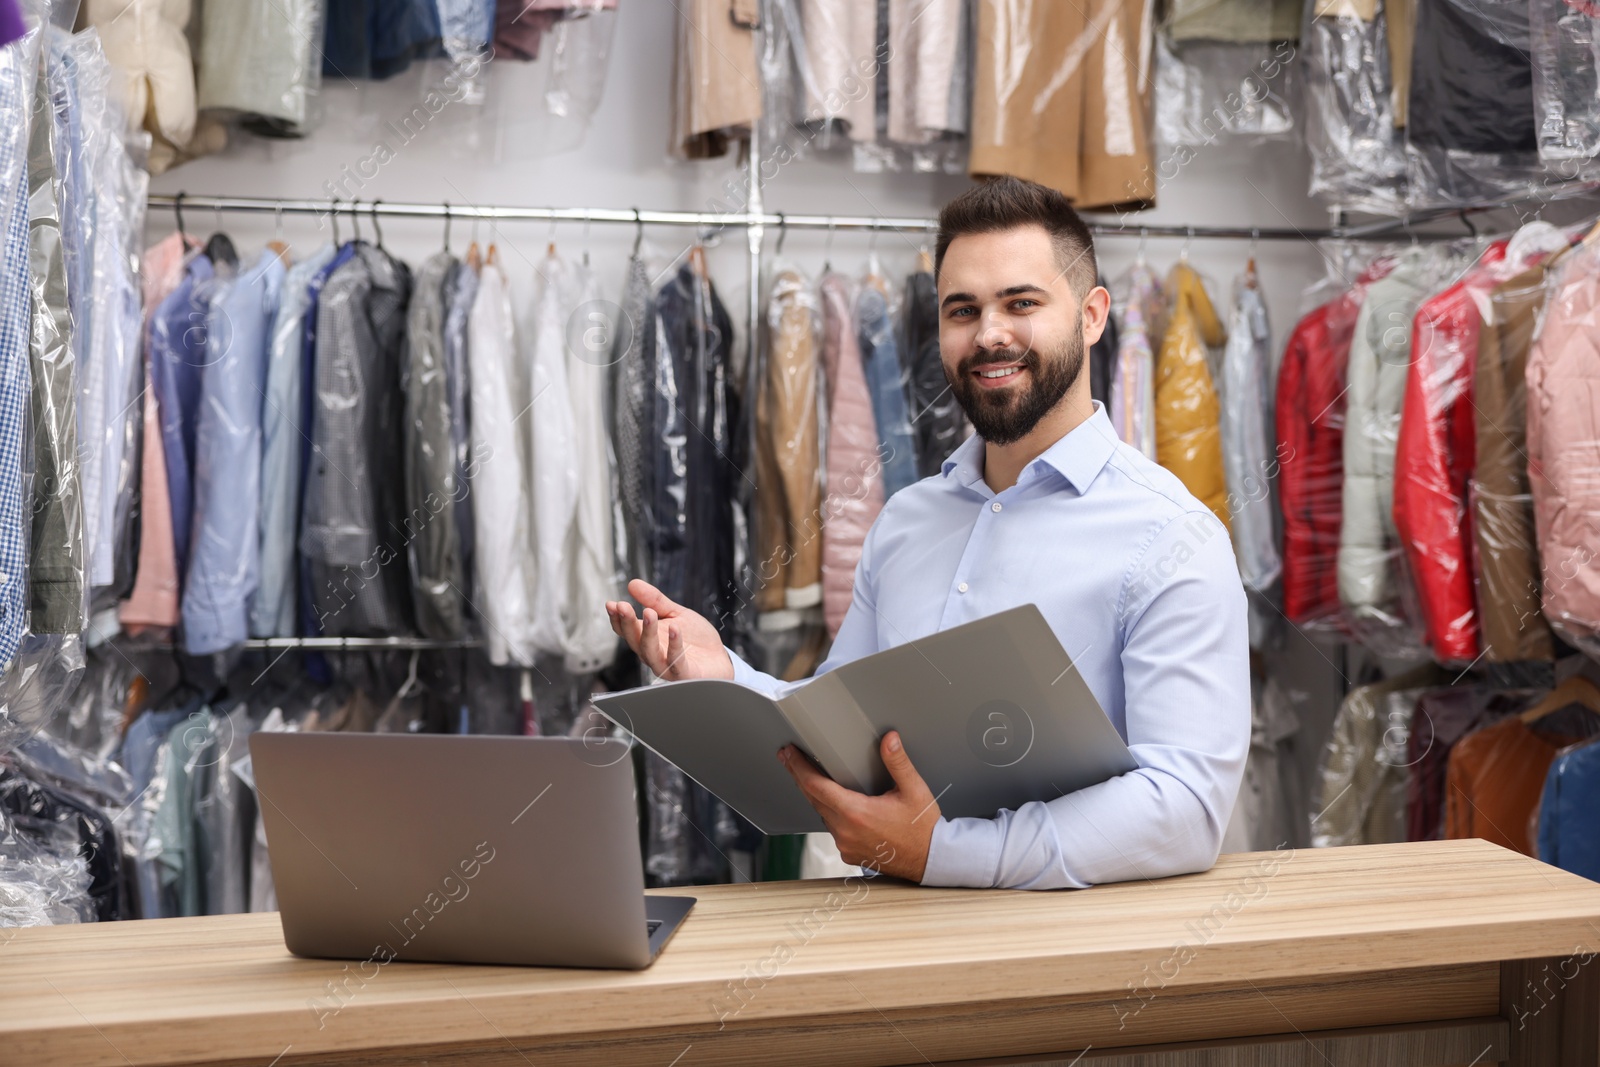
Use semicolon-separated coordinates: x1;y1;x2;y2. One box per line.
604;579;734;681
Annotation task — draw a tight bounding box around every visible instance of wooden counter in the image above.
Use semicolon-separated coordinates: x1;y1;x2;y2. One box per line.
2;840;1597;1066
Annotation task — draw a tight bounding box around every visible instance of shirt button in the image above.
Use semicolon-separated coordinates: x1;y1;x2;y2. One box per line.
991;502;1003;512
957;582;969;593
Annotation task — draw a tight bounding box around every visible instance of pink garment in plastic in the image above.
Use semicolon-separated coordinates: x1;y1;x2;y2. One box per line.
118;232;193;633
819;272;884;638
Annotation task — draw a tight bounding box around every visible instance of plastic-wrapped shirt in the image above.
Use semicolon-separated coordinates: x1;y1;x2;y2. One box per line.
526;251;581;658
183;249;284;655
467;259;536;666
1220;281;1280;597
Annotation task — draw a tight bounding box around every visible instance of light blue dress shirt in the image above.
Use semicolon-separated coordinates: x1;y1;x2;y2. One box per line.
728;403;1251;890
183;249;284;654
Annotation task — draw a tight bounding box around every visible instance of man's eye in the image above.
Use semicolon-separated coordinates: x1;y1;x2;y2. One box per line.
948;306;975;318
1012;299;1038;310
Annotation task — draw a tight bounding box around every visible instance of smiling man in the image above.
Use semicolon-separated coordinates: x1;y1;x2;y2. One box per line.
606;176;1250;890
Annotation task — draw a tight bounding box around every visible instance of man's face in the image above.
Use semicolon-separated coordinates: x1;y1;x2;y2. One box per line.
937;225;1102;446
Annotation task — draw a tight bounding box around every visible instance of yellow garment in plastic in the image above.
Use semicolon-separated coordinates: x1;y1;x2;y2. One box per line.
1155;264;1230;529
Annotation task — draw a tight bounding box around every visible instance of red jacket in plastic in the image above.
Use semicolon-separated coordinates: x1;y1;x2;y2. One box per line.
1275;263;1389;625
1392;241;1509;664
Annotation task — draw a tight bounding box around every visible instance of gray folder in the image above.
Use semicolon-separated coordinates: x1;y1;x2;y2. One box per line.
591;604;1138;835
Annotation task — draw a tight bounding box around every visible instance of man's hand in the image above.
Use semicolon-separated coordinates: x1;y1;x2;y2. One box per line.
605;579;734;681
779;731;940;882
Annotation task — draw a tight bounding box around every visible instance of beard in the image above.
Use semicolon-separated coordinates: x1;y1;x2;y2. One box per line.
950;319;1085;446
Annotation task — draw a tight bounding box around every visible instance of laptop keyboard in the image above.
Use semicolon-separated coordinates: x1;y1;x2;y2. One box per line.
646;919;663;937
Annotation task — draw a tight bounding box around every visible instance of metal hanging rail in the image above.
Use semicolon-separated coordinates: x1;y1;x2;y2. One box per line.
144;192;1474;242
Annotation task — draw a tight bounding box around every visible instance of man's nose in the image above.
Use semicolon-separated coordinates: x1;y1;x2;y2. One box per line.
977;310;1015;349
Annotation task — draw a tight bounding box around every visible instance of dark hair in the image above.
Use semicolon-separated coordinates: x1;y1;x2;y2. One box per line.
935;176;1098;300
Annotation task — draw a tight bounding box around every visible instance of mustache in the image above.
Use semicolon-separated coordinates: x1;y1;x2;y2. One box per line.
959;348;1036;373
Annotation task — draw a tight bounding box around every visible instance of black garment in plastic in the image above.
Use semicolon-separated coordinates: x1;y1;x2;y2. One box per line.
652;264;742;635
1407;0;1535;155
610;256;658;593
0;767;128;922
902;270;968;478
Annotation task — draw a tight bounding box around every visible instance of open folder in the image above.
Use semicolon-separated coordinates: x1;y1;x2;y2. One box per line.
590;604;1138;835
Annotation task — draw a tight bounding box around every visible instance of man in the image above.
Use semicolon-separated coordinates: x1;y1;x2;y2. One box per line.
605;176;1249;890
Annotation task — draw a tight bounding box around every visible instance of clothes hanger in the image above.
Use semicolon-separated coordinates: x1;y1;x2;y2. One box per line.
1136;225;1148;268
774;212;788;258
823;218;835;274
369;199;385;251
1178;225;1193;268
466;211;482;271
487;219;501;267
688;242;708;278
442;201;452;254
266;201;290;265
349;199;363;244
202;202;238;269
582;210;592;268
545;209;557;258
329;197;341;247
631;207;644;260
864;224;888;296
1244;227;1259;289
1521;675;1600;724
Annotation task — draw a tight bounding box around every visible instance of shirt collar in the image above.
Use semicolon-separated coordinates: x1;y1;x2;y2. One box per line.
941;402;1120;495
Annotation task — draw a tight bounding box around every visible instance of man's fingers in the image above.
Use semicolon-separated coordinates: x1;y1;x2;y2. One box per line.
664;623;688;679
640;607;671;677
781;746;854;816
628;578;681;619
880;731;930;798
607;602;643;655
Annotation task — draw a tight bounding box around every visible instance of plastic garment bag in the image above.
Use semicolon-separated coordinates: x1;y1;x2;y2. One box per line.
1277;247;1399;632
609;255;656;593
526;250;580;659
1471;247;1562;664
1219;279;1281;619
467;257;537;667
1152;37;1297;149
183;251;284;656
1154;262;1229;528
196;0;325;135
753;268;823;624
0;797;94;926
1110;262;1162;460
564;262;620;675
1336;244;1444;651
817;271;884;638
855;276;917;500
968;0;1158;211
301;244;415;637
401;252;468;641
25;46;84;636
1530;0;1600;169
672;0;761;159
1404;0;1545;207
901;268;967;477
1310;666;1445;847
0;14;39;679
1527;231;1600;659
1390;239;1509;665
1300;0;1408;214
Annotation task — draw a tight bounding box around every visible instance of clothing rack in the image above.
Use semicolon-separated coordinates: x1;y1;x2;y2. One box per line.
141;141;1552;655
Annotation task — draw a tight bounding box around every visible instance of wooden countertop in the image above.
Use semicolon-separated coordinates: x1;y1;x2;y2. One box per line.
3;840;1598;1066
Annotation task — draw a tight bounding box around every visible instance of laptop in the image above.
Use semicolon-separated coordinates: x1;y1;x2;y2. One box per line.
249;732;695;970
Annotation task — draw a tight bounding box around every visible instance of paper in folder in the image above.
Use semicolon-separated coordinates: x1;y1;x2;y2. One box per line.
590;604;1138;834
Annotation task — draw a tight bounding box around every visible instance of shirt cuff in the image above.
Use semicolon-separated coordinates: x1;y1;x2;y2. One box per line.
919;816;1005;888
725;646;766;689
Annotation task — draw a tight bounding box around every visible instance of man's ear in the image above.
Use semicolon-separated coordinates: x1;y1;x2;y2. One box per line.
1081;284;1112;349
